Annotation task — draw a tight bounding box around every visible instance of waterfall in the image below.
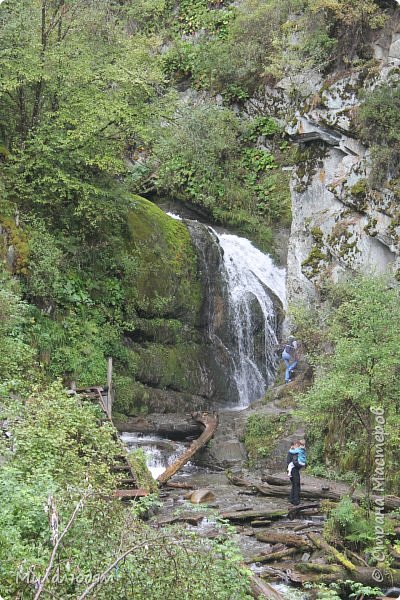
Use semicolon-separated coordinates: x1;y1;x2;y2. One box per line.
184;215;286;407
213;231;286;406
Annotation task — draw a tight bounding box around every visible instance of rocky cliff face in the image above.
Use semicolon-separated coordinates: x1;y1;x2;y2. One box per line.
288;11;400;305
247;8;400;305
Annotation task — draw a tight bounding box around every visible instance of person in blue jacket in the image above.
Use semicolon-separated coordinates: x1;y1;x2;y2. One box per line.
287;439;306;505
282;335;298;384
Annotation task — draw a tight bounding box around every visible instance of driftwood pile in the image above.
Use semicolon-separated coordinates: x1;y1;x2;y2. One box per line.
223;472;400;593
228;472;400;511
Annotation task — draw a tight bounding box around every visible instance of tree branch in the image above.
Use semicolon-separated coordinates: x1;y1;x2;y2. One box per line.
77;540;152;600
34;490;90;600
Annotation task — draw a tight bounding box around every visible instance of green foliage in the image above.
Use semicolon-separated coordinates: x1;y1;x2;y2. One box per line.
24;224;64;306
244;116;283;142
324;497;375;550
297;277;400;493
308;0;386;66
176;0;234;37
305;579;381;600
244;413;290;463
0;268;36;391
186;0;301;94
0;363;254;598
358;83;400;185
128;450;159;493
0;0;164;236
152;103;291;247
351;179;369;197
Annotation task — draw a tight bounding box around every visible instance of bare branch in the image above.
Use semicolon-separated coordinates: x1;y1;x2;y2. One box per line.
77;540;151;600
34;489;91;600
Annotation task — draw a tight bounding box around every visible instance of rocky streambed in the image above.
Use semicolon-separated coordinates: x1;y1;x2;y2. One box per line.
118;394;400;599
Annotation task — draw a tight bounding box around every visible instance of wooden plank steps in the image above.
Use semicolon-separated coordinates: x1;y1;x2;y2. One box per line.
73;382;144;501
111;464;132;472
114;489;148;499
119;478;138;486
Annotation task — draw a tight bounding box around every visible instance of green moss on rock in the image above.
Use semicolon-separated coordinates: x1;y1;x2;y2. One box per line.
351;179;368;197
135;342;210;396
244;413;290;465
127;449;158;493
126;195;202;323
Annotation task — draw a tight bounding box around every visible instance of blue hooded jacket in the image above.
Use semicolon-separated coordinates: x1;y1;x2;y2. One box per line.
289;446;306;466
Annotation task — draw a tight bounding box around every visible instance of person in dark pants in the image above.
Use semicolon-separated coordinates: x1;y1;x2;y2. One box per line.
289;463;301;505
287;444;301;505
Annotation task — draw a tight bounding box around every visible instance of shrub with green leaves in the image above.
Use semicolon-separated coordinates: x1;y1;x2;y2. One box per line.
244;413;290;463
358;83;400;185
297;277;400;493
324;497;375;550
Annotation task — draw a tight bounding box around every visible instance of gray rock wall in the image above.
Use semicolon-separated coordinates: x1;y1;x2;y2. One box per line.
282;14;400;305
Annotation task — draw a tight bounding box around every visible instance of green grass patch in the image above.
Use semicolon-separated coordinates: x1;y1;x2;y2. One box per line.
244;413;290;464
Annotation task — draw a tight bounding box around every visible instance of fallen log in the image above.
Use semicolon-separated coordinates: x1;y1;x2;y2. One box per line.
293;522;323;532
256;483;340;502
260;564;291;581
221;508;288;523
287;503;321;519
251;519;272;527
157;412;218;485
226;472;255;487
296;562;344;574
114;413;203;440
263;475;400;510
249;574;285;600
294;566;400;587
335;543;370;567
255;531;310;549
157;513;205;527
164;481;196;490
247;547;299;564
307;533;356;572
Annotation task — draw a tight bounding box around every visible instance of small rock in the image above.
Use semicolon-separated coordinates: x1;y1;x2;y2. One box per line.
301;552;311;562
189;489;216;504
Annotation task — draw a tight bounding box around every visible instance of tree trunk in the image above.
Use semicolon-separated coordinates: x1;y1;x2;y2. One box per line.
255;531;311;548
246;547;299;564
221;509;288;523
157;413;218;485
249;574;285;599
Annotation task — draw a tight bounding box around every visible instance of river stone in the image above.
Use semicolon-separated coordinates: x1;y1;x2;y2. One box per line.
189;489;216;504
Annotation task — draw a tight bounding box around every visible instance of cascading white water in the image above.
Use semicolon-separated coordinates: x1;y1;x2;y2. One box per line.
168;211;287;407
120;432;193;480
213;231;286;407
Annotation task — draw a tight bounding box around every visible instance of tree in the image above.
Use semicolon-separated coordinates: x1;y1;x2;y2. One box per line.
0;0;165;235
298;277;400;495
357;83;400;185
308;0;387;65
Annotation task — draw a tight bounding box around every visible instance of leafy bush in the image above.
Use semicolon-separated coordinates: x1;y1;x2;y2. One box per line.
244;413;289;463
324;497;375;550
0;269;36;390
297;277;400;493
306;580;381;599
308;0;386;65
358;83;400;185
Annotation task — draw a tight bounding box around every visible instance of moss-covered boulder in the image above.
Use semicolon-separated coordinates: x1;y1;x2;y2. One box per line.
124;196;201;322
113;195;228;415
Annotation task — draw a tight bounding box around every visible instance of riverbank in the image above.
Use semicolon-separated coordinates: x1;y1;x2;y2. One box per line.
119;370;400;598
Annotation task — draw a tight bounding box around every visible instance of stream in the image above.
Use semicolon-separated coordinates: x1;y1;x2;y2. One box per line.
121;213;309;598
121;431;310;600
